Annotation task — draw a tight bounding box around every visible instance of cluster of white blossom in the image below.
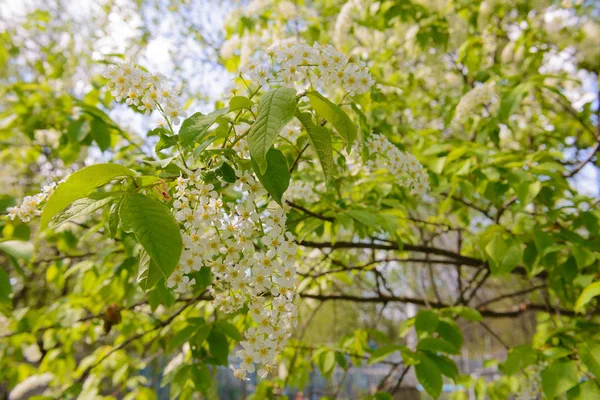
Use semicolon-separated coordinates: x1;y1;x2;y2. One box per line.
333;0;362;50
365;134;429;196
285;180;324;204
169;168;299;379
242;41;374;96
8;373;54;400
453;82;498;125
104;63;186;125
7;183;56;222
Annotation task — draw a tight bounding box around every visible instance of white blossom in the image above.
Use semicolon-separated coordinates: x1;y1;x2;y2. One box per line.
104;63;186;125
366;134;429;196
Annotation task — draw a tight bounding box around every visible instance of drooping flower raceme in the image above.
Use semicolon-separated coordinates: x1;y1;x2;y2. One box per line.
7;183;56;222
104;63;187;125
169;168;299;380
366;134;430;196
333;0;362;50
453;81;498;125
242;41;374;96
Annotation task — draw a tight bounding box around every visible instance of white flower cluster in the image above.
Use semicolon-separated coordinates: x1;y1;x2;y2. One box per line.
285;180;323;204
8;373;54;400
7;183;56;222
169;168;299;380
366;134;429;196
104;63;187;125
333;0;361;50
453;82;498;125
242;41;374;96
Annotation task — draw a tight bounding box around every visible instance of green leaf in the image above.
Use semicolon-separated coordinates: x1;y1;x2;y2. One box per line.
91;117;111;152
436;320;463;350
108;200;121;238
316;350;336;378
119;193;182;282
48;192;119;229
251;148;290;205
41;163;135;229
295;111;334;182
485;233;506;271
207;330;229;365
228;96;254;112
0;240;33;261
368;344;408;365
306;91;356;151
578;343;600;379
190;364;211;394
168;322;205;352
415;352;443;398
215;321;241;341
415;310;439;336
216;162;236;184
567;381;600;400
542;361;580;398
517;181;542;207
575;281;600;312
179;108;229;147
417;337;459;354
501;345;538;375
428;353;459;380
0;267;11;306
248;87;297;173
498;83;531;122
335;351;348;370
452;306;483;321
137;250;165;291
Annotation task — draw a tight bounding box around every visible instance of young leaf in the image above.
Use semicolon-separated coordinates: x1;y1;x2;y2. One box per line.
48;192;120;229
541;361;579;398
500;345;538;375
368;344;408;365
427;353;459;380
306;91;357;151
415;309;439;335
295;111;334;182
575;281;600;312
415;352;443;398
119;193;182;282
207;330;229;365
251;148;290;205
436;320;463;350
248;87;297;173
417;337;459;354
41;163;135;229
179;108;229;147
228;96;254;111
137;249;165;291
577;343;600;379
91;117;112;152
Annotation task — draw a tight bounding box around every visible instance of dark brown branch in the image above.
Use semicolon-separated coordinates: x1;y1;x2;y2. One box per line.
287;200;334;222
289;143;310;173
299;292;586;319
301;257;475;278
299;240;483;267
476;284;546;308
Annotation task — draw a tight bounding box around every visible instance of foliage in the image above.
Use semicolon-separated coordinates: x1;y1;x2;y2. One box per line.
1;0;600;399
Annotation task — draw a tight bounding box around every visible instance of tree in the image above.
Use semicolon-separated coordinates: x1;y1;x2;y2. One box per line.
1;0;599;398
